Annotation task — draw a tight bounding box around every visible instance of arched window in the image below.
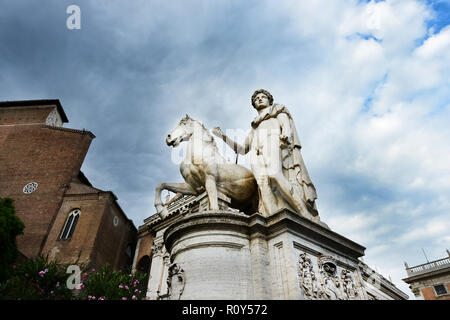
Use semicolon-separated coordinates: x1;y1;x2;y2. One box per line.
60;209;80;239
125;243;133;258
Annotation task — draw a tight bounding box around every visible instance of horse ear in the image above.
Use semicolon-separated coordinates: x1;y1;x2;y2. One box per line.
185;114;191;120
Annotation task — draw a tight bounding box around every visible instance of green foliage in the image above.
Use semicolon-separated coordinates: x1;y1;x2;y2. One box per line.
78;264;148;300
0;198;25;282
0;256;149;300
0;255;73;300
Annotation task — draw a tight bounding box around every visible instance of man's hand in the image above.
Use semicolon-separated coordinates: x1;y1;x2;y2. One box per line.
280;134;292;149
212;127;224;138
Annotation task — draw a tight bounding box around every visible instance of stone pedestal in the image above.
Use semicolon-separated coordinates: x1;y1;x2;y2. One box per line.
164;211;252;299
160;208;370;300
144;204;407;300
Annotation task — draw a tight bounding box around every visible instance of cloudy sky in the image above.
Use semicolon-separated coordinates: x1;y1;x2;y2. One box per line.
1;0;449;298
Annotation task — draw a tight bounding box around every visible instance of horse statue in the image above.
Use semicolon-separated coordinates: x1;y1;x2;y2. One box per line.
155;115;258;218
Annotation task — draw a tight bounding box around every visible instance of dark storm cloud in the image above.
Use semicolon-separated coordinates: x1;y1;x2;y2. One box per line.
0;0;305;223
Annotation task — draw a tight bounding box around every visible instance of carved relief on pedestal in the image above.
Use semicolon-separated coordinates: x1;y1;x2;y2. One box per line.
317;256;342;300
341;269;358;300
151;242;164;256
297;253;319;299
164;262;186;300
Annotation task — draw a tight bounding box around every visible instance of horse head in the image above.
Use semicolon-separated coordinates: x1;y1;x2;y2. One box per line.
166;114;194;147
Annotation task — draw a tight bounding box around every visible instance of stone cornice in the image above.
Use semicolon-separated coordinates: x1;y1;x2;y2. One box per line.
42;125;96;139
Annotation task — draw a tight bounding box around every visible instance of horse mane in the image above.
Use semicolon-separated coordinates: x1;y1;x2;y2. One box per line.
185;117;218;149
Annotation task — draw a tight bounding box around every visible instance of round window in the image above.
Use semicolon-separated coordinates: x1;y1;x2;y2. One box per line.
23;182;38;194
113;216;119;226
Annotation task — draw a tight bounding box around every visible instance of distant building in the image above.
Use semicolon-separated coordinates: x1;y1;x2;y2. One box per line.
403;250;450;300
0;99;136;271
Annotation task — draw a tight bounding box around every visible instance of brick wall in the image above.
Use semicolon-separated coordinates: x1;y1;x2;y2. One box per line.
0;123;93;257
421;282;450;300
41;193;107;266
91;194;137;271
135;231;154;268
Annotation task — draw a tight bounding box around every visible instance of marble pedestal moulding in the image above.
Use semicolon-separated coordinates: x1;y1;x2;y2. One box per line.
141;198;407;300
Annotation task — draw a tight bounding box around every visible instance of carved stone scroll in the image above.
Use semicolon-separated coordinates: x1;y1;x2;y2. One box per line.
298;253;319;299
341;269;358;300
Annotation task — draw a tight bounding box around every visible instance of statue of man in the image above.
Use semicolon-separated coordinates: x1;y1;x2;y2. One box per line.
213;89;318;220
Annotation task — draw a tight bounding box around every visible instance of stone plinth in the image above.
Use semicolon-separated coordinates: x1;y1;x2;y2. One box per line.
164;211;252;300
145;206;407;300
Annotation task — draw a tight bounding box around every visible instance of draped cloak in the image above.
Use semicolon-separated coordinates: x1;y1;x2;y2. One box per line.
251;104;318;213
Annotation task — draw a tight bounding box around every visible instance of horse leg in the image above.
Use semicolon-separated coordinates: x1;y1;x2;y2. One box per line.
155;182;197;218
205;174;219;210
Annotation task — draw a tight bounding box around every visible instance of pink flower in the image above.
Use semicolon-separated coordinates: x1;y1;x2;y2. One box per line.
56;282;60;288
79;283;85;289
122;297;127;300
98;297;105;301
132;295;137;300
119;284;124;289
38;271;45;277
124;285;129;290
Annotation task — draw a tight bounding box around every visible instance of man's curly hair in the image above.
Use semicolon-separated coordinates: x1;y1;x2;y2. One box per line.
251;89;273;108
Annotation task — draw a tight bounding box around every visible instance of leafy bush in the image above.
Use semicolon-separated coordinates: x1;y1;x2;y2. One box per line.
0;198;25;282
0;256;149;300
0;255;73;300
78;264;148;300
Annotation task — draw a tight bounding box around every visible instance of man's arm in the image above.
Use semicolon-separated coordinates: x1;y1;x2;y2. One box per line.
213;127;252;155
278;112;292;148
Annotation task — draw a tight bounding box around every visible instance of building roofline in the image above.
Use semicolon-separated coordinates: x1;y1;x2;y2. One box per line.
402;266;450;284
77;171;93;187
42;125;95;139
0;99;69;123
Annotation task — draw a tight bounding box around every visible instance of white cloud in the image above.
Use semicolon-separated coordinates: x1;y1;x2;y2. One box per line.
397;217;450;244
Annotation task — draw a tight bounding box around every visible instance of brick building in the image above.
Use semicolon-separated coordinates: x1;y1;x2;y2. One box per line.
403;250;450;300
0;99;137;270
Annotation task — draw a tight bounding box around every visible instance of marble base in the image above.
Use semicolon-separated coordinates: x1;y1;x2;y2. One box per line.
160;209;372;300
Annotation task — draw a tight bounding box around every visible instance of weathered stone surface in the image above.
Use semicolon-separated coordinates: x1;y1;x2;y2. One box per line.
142;198;407;300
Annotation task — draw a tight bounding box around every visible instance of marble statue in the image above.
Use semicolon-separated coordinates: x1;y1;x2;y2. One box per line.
213;89;318;219
154;115;258;218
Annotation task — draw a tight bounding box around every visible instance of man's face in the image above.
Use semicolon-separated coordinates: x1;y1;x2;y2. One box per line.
253;93;270;109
